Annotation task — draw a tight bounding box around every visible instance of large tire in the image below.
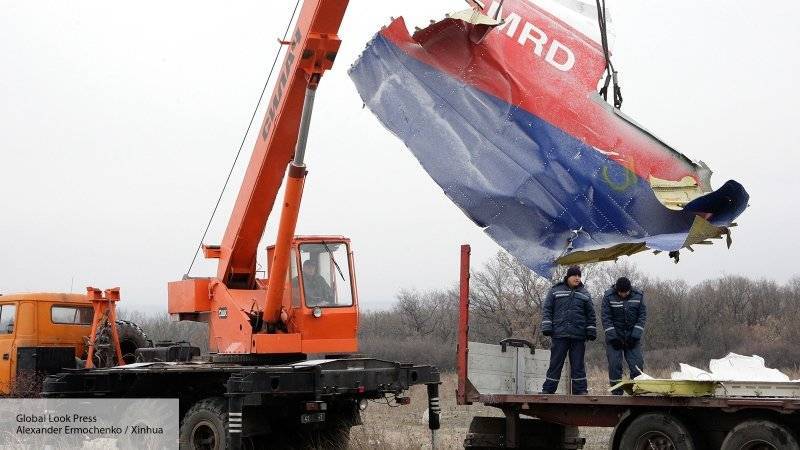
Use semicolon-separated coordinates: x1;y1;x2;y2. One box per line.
89;319;152;367
179;397;228;450
720;419;800;450
115;319;151;364
619;413;695;450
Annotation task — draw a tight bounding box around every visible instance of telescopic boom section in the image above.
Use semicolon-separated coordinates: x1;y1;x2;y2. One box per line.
211;0;347;288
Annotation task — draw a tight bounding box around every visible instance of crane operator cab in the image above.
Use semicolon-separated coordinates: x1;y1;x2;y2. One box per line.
276;237;359;355
261;236;359;356
291;242;353;309
168;236;359;357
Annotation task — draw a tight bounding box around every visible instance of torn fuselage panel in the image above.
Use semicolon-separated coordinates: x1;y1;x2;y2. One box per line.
349;0;748;275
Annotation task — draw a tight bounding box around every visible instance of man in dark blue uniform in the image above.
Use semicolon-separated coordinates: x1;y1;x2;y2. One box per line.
541;266;597;395
602;277;646;395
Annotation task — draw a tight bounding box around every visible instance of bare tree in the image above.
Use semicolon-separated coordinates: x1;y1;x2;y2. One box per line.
395;290;436;337
469;251;548;344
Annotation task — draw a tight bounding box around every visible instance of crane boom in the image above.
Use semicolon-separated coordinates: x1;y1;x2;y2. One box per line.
212;0;347;288
170;0;357;356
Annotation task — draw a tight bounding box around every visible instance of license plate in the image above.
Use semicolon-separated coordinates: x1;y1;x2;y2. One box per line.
300;412;326;424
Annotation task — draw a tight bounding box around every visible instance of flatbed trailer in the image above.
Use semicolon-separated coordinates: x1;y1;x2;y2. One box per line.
456;245;800;450
43;354;441;449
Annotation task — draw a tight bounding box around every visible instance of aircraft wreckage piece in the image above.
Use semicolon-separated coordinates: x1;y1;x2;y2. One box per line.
349;0;748;276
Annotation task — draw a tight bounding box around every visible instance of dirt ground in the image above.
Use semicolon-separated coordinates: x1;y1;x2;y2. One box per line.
351;371;613;449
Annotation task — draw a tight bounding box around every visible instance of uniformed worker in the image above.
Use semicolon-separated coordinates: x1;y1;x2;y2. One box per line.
541;265;597;395
602;276;646;395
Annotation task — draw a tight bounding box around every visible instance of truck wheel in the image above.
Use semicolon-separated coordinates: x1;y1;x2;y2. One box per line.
180;397;228;450
720;420;799;450
619;413;695;450
115;320;151;364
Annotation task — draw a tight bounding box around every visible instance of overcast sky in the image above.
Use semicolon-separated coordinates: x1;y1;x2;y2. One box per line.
2;1;799;312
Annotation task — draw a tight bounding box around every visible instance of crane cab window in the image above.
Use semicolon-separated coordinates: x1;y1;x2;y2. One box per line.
0;304;16;334
299;243;354;307
51;306;94;325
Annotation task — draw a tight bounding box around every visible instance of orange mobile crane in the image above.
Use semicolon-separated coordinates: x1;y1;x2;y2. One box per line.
43;1;440;448
167;0;357;358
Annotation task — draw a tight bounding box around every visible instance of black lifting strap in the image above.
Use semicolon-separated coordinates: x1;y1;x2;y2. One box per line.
595;0;622;109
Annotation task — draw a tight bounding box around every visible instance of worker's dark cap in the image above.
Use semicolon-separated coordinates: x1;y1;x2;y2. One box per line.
566;265;581;278
615;277;632;293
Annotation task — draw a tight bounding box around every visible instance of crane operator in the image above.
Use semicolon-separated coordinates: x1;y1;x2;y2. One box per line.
301;259;334;306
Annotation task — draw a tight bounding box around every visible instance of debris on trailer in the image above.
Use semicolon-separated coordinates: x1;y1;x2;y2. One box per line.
612;379;718;397
671;353;791;382
616;353;800;397
349;0;749;276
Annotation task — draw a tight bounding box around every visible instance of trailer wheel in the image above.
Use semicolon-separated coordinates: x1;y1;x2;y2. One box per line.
619;413;695;450
180;397;228;450
720;420;799;450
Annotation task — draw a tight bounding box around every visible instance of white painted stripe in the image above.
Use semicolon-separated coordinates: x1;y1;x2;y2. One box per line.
229;429;242;434
229;413;243;417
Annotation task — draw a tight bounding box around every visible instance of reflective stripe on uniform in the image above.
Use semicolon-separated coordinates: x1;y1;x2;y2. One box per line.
586;326;596;329
542;320;552;323
634;325;644;330
571;377;587;382
546;377;560;382
604;327;615;332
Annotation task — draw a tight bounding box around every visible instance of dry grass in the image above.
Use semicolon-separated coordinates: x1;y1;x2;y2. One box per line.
351;371;614;449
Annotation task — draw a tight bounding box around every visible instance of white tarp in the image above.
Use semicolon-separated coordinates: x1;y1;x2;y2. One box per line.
707;353;790;382
670;363;714;381
635;353;793;382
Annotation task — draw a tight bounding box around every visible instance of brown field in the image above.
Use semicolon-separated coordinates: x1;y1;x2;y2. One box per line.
351;369;614;449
